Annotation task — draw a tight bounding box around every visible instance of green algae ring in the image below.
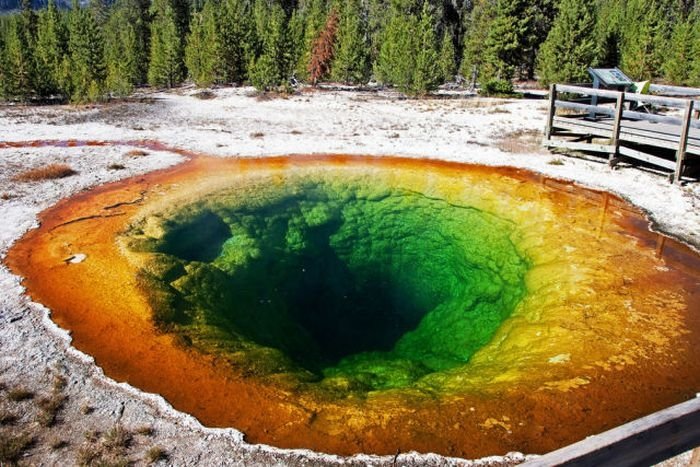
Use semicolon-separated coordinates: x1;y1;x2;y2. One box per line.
124;173;529;393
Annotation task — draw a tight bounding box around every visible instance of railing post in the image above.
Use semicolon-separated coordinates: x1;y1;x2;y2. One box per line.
589;76;600;119
673;100;694;184
545;84;557;141
609;91;625;167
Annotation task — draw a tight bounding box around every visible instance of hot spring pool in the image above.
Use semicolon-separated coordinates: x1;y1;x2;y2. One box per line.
9;154;700;458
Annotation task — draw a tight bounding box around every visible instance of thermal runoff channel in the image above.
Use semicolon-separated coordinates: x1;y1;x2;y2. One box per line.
126;177;528;392
10;155;700;458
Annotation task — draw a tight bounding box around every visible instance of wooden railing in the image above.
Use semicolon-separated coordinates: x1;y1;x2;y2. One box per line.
523;396;700;466
552;84;700;128
544;84;698;183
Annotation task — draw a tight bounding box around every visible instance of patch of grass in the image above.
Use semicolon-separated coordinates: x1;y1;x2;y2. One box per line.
254;91;290;101
548;158;565;166
13;164;77;182
135;425;154;437
388;133;400;139
290;129;303;135
555;107;585;117
52;374;67;392
145;446;168;464
0;409;18;425
76;445;101;466
108;458;130;467
0;431;34;463
192;90;216;100
496;129;545;154
50;438;69;450
102;425;132;452
125;149;148;157
487;107;511;114
37;393;67;427
457;98;507;110
105;457;130;467
84;429;101;443
79;449;130;467
108;163;126;170
7;388;34;402
81;403;94;415
250;131;265;139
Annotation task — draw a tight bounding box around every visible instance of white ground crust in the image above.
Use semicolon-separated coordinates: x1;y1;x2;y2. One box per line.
0;86;698;466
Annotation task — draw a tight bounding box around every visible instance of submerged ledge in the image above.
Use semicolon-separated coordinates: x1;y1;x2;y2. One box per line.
7;153;700;459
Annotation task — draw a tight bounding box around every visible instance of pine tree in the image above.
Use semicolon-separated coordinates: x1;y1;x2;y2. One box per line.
536;0;597;85
20;0;37;46
171;0;191;39
34;0;66;97
620;0;667;79
595;0;624;68
104;0;142;96
219;0;253;83
461;0;495;86
520;0;557;80
375;0;443;95
4;15;35;100
132;0;151;84
411;1;440;95
249;2;286;91
690;13;700;86
481;0;529;82
89;0;110;27
285;8;305;80
438;29;456;83
688;17;700;87
461;0;553;83
185;0;222;87
330;0;368;84
67;0;106;102
251;0;269;56
296;0;326;80
249;53;279;90
662;13;695;85
0;21;5;99
110;0;149;86
191;0;206;13
308;7;338;85
4;0;38;100
366;0;388;68
376;4;416;90
149;0;185;88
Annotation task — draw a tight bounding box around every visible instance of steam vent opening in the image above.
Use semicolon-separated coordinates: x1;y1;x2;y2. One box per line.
135;182;528;390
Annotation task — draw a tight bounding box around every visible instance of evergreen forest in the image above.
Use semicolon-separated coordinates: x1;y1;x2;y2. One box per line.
0;0;699;103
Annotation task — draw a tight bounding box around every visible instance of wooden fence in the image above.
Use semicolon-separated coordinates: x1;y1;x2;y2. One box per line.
543;84;700;183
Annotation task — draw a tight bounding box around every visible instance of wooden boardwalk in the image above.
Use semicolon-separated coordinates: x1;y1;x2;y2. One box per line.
543;84;700;183
523;397;700;467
